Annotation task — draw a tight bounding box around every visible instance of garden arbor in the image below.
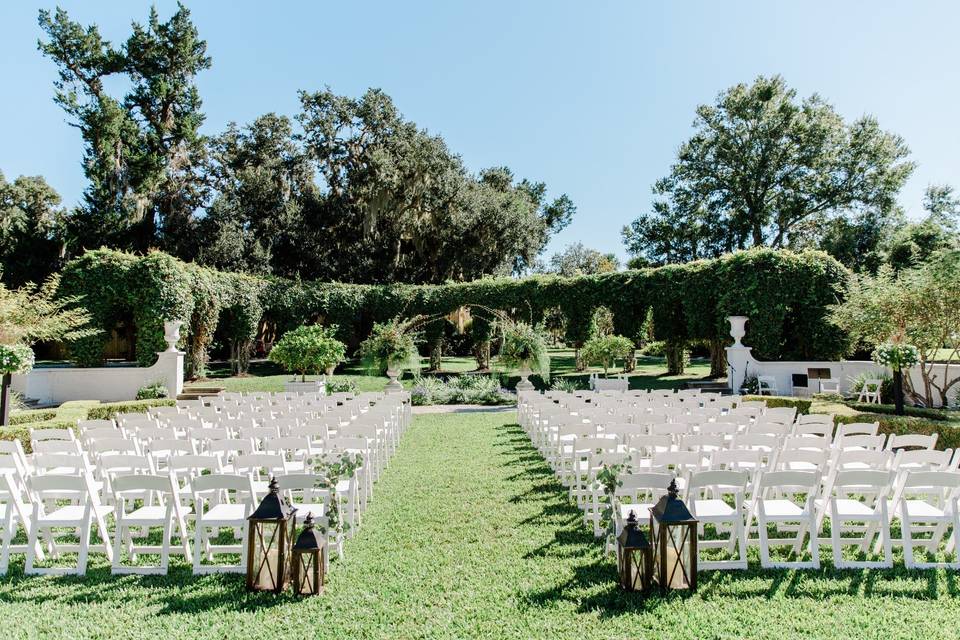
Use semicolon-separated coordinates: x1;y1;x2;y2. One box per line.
55;247;851;376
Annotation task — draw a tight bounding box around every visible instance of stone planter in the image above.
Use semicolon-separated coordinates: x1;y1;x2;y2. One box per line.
285;380;323;395
163;320;184;352
515;366;534;391
385;368;403;392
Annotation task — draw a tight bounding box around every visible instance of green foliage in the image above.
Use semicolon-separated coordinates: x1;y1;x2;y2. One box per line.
545;243;619;277
0;274;97;347
8;408;57;425
135;381;169;400
498;321;550;378
410;375;513;406
743;395;813;415
579;334;634;376
359;318;422;375
841;402;955;421
55;246;850;378
268;324;346;381
549;377;585;393
623;75;914;268
0;171;67;287
325;378;359;395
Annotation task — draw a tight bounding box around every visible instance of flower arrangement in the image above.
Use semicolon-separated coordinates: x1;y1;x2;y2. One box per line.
0;343;34;375
359;317;424;375
872;342;920;371
497;321;550;378
305;451;364;537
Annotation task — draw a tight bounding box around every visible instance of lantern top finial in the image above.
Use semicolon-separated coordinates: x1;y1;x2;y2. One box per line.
626;510;639;528
667;478;679;499
651;477;696;524
294;512;325;550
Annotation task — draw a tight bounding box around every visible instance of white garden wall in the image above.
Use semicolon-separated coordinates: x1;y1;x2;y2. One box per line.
725;316;958;407
11;351;184;406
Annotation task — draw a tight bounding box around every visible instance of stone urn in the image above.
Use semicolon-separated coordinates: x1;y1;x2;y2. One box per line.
385;365;403;392
515;365;534;391
727;316;748;347
163;320;184;352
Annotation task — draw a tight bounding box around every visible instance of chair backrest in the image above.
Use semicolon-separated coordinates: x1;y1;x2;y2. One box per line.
626;434;672;455
792;422;832;438
206;438;253;458
748;421;792;437
710;449;763;471
687;469;748;493
615;472;675;501
763;406;796;424
233;453;286;478
32;452;89;475
89;437;141;457
77;419;116;432
30;428;76;443
757;376;777;390
835;422;879;438
32;439;83;455
886;433;937;451
893;448;953;472
696;421;738;436
146;439;197;457
795;413;833;427
731;433;779;452
112;473;175;496
168;454;223;476
99;454;156;478
835;434;887;451
832;449;893;471
829;469;894;500
774;448;829;471
783;435;831;451
758;470;819;491
678;434;724;452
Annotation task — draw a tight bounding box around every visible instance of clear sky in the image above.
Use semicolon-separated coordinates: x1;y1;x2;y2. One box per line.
2;1;958;262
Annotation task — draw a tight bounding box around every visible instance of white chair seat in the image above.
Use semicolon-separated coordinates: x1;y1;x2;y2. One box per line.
124;505;168;524
692;499;736;518
41;504;114;524
817;498;877;519
203;504;248;523
903;500;946;519
760;499;804;518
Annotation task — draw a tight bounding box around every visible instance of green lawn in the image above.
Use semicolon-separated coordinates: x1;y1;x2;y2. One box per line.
191;349;715;394
1;411;958;639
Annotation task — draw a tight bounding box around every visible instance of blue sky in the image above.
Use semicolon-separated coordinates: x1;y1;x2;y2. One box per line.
2;1;958;262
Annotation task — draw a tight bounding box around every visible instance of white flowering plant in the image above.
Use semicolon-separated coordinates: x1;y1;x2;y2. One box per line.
304;451;364;537
872;342;920;371
0;343;34;375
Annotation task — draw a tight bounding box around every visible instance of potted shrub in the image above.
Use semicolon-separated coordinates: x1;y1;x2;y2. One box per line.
580;334;635;378
498;321;550;390
359;318;423;392
269;325;347;394
0;343;34;426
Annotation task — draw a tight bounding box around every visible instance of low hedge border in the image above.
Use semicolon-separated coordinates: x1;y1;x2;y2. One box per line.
835;413;960;452
8;409;58;425
0;398;175;452
742;395;812;415
841;401;956;422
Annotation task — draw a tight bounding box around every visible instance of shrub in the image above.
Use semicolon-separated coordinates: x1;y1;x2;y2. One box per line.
86;399;177;420
0;343;34;374
136;381;169;400
842;401;954;421
580;334;635;376
410;375;513;406
638;340;666;357
325;378;359;395
8;407;57;425
550;377;585;393
269;324;347;381
743;395;812;415
835;413;960;452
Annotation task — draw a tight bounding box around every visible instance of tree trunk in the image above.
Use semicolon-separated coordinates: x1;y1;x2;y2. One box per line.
624;349;636;373
473;340;490;370
893;369;905;416
0;374;11;427
665;340;685;376
574;345;585;372
708;339;726;378
429;339;443;371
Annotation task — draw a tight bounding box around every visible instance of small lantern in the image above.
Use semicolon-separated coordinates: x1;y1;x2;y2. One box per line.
292;512;325;596
617;510;652;592
246;477;297;593
649;478;698;592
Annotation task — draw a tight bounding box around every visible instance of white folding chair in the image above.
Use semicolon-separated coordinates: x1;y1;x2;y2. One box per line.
111;473;190;574
687;470;749;570
25;473;113;576
817;469;895;569
753;470;820;569
890;471;960;569
191;474;257;574
757;376;778;396
857;379;883;404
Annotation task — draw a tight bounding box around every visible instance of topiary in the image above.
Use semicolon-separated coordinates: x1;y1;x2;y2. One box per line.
268;324;347;381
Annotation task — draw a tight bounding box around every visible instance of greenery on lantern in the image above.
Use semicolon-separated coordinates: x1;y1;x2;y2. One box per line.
268;324;347;382
497;321;551;379
580;334;635;377
359;317;423;375
0;343;34;375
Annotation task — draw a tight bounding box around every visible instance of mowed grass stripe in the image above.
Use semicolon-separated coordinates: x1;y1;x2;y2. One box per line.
1;412;959;639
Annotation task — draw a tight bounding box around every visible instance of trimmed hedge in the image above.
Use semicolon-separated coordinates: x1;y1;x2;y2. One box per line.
835;413;960;452
0;398;175;452
8;409;58;425
842;402;956;422
56;247;852;372
742;395;812;415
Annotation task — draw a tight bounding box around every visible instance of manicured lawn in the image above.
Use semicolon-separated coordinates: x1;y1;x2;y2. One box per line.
1;411;958;639
191;349;715;394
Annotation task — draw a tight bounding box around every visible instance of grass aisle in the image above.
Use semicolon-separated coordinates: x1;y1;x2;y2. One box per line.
2;412;960;639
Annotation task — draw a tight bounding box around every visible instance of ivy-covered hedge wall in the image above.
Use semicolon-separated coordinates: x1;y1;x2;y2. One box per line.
56;247;851;372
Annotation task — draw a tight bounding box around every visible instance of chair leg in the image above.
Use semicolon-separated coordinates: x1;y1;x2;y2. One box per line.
0;509;13;575
77;512;92;577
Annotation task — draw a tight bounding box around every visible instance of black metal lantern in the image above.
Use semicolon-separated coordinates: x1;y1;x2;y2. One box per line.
292;512;325;596
649;479;698;592
246;477;297;593
617;510;652;592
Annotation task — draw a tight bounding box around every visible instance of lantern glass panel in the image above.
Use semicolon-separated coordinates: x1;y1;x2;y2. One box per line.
663;523;693;589
252;521;283;590
294;551;321;595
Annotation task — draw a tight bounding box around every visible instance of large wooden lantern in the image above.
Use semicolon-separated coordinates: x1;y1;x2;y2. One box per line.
246;477;297;593
617;510;652;592
292;512;325;596
649;479;698;593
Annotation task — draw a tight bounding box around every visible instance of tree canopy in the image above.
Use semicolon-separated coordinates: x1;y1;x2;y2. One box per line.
623;75;914;267
543;243;620;277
